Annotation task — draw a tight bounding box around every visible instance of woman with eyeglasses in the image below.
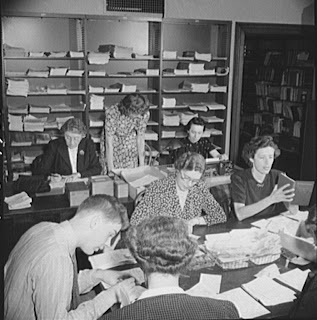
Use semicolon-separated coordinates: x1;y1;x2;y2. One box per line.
31;118;101;182
130;152;226;230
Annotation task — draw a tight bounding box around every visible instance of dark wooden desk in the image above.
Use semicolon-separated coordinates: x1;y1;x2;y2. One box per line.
2;193;134;262
177;218;317;319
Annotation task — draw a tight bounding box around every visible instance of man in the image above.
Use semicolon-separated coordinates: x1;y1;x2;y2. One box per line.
5;194;138;320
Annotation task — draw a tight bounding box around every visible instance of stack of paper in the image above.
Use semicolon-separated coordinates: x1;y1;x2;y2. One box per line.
66;69;84;77
29;104;50;113
28;51;45;57
5;191;32;210
144;129;158;141
48;103;71;112
47;85;67;95
177;62;205;75
6;78;29;97
161;130;176;138
179;111;198;126
88;52;110;64
8;114;24;131
10;132;34;146
90;94;105;110
89;85;104;93
35;133;51;144
200;115;224;123
3;44;27;57
27;69;49;78
163;111;180;126
48;51;67;58
89;70;107;77
98;44;133;59
163;50;177;59
209;84;227;93
69;51;84;58
8;104;28;115
24;114;47;132
188;102;208;112
162;97;177;108
183;51;212;62
206;101;226;110
208;128;223;135
133;68;159;76
180;80;209;93
242;276;296;306
89;115;104;127
109;82;137;93
49;67;68;76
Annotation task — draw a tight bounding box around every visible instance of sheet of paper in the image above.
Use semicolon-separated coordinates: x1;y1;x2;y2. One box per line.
186;282;218;298
199;274;222;294
242;276;296;306
217;287;270;319
282;210;309;222
254;263;280;279
274;268;311;292
130;174;158;188
88;248;136;270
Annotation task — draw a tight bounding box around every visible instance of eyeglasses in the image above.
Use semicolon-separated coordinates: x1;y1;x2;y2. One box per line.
180;171;201;185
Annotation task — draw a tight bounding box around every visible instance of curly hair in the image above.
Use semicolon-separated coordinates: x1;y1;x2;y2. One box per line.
242;135;280;167
174;151;205;174
126;216;197;275
61;118;87;136
117;93;149;117
185;117;206;132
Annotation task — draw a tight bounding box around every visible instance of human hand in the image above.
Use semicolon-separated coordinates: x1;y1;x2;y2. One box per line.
97;269;143;287
112;278;138;305
49;173;62;182
63;173;81;183
270;184;295;204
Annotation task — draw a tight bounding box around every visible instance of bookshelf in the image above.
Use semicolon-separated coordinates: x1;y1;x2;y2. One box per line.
1;14;232;180
234;27;315;179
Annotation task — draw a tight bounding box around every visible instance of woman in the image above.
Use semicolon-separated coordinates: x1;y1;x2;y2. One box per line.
231;135;295;221
100;93;150;173
104;216;239;320
171;117;228;162
32;118;101;181
130;152;226;230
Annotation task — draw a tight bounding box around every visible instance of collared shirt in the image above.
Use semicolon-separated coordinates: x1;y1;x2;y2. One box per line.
4;221;109;320
130;175;226;226
68;147;78;173
138;286;186;300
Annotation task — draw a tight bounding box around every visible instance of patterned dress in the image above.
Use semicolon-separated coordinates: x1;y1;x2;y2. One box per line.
130;175;227;226
100;104;149;172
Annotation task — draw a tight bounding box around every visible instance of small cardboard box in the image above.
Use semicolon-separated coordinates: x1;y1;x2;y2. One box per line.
91;175;114;196
66;181;90;207
121;166;166;199
114;178;129;198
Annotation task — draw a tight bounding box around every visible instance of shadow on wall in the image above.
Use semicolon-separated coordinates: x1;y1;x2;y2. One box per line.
301;2;315;25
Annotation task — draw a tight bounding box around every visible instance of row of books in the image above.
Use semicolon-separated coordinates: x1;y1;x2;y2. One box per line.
281;68;314;87
263;50;312;67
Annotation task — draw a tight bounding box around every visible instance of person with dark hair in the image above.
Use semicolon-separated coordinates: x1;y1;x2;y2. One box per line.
31;117;101;181
103;216;239;320
171;117;228;162
4;195;139;320
130;152;226;230
99;93;150;173
231;135;295;221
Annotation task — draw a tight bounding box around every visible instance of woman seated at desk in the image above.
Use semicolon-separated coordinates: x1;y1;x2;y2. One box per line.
171;117;228;163
103;215;239;320
130;152;227;230
231;135;295;221
99;93;150;174
32;118;101;181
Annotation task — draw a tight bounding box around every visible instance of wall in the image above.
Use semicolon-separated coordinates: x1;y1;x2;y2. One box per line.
2;0;315;25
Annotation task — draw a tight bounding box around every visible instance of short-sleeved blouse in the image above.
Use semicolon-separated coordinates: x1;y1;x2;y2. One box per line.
100;104;149;170
130;175;227;226
231;168;287;219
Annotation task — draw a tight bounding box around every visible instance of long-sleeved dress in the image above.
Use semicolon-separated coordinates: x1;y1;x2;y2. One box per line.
130;175;227;226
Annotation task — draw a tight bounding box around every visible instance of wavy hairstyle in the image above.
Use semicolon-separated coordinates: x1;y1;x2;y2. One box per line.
126;216;197;275
117;93;149;117
174;151;206;174
185;116;206;132
242;135;280;167
61;117;87;137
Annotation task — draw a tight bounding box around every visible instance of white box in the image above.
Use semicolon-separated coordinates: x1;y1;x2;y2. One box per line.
121;166;166;199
